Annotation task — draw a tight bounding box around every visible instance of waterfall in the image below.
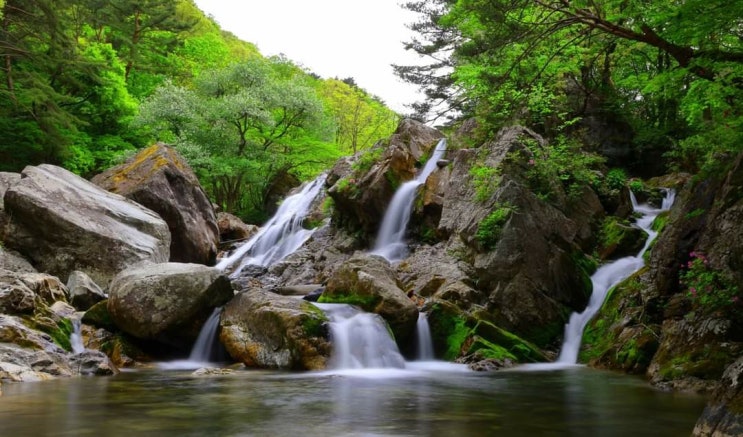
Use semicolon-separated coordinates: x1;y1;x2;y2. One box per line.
371;139;447;261
216;173;327;275
70;318;85;355
188;307;223;363
315;303;406;369
415;312;435;361
555;188;675;365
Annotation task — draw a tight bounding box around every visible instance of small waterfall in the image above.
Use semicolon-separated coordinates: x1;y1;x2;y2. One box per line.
216;173;327;275
371;139;447;261
415;312;435;361
70;318;85;355
188;307;223;363
315;303;406;369
556;188;675;365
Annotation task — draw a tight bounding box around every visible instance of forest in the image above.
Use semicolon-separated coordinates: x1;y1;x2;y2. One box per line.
398;0;742;183
2;0;742;219
0;0;398;222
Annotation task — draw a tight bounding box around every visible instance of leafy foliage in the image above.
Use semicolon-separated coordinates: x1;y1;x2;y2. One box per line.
398;0;743;173
475;202;516;251
680;251;740;312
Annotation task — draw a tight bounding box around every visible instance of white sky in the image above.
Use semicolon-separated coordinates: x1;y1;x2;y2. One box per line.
192;0;425;114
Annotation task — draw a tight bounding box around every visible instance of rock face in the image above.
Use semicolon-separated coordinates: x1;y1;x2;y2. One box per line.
583;153;743;395
0;269;117;381
92;144;219;266
3;164;170;286
320;253;419;347
217;212;259;244
693;357;743;436
66;270;107;311
421;126;595;346
107;263;233;350
327;119;444;236
220;289;330;370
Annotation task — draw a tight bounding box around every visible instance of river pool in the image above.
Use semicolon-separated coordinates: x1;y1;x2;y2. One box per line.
0;363;705;436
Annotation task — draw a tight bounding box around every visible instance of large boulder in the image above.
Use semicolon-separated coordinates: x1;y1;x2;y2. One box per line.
3;164;170;286
217;212;259;244
220;289;330;370
434;126;594;347
693;356;743;436
107;263;233;350
92;144;219;266
320;253;419;347
66;270;107;311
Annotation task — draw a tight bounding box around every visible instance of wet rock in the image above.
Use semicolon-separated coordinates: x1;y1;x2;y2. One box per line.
3;164;170;286
220;289;330;370
69;349;118;376
693;356;743;436
107;263;233;350
217;212;259;246
0;246;35;274
327;119;444;234
66;270;106;311
321;253;419;346
92;144;219;266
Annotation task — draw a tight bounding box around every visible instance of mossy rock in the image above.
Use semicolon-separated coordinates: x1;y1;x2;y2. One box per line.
597;216;647;260
426;300;547;362
82;299;117;331
580;269;657;373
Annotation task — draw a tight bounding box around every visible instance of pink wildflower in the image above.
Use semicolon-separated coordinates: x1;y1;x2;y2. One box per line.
528;159;535;165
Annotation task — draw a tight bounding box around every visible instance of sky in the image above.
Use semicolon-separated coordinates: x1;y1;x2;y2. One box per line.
192;0;425;114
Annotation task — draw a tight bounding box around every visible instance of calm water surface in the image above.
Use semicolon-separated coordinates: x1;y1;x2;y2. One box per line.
0;364;706;436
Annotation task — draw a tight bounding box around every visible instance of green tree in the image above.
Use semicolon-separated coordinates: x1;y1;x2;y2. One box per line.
398;0;743;171
134;57;338;221
319;78;399;154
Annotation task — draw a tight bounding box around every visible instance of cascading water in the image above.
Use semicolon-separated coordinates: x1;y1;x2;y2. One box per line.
371;139;448;262
554;188;676;365
216;173;327;275
315;303;406;369
415;312;435;361
160;307;224;369
70;318;85;355
187;307;223;363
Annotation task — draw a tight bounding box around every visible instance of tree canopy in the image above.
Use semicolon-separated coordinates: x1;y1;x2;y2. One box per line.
0;0;399;221
398;0;743;173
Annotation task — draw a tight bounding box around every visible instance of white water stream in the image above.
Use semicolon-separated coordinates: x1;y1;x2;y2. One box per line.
371;139;447;262
415;312;435;361
216;173;327;275
70;318;85;355
554;188;676;365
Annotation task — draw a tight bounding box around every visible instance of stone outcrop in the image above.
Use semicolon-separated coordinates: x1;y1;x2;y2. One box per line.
327;119;444;235
217;212;259;244
693;356;743;436
66;270;106;311
583;153;743;396
320;253;419;347
0;268;117;381
92;144;219;266
428;126;596;346
3;164;170;286
107;263;233;350
220;289;330;370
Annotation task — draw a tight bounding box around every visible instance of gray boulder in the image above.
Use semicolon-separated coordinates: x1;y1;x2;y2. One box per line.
320;253;419;346
92;144;219;266
66;270;106;311
3;164;170;286
107;263;233;349
220;289;330;370
693;356;743;436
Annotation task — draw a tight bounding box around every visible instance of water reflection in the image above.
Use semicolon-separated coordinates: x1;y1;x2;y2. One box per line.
0;367;705;436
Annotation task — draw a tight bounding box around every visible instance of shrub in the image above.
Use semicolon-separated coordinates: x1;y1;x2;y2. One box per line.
475;202;516;250
680;251;740;312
